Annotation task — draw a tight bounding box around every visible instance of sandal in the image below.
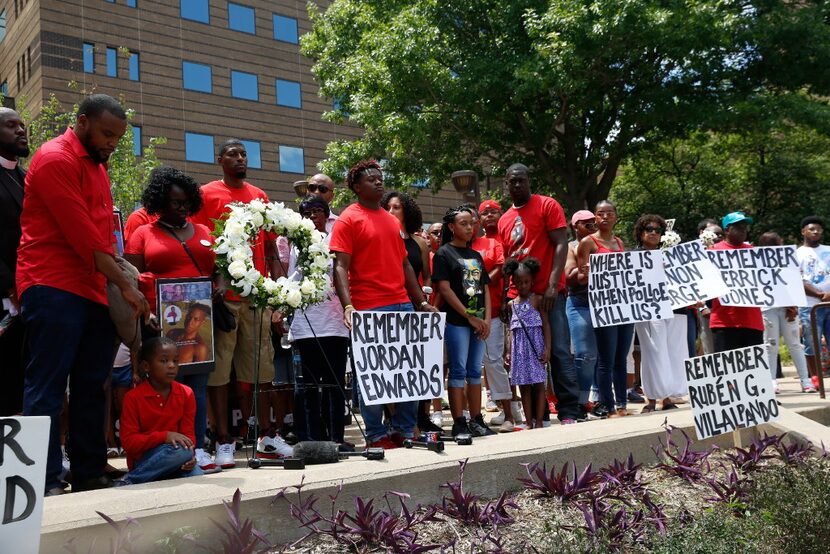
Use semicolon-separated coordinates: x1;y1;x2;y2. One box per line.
661;403;678;410
641;404;657;413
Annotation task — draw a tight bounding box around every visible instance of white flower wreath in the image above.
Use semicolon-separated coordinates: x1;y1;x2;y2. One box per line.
660;230;682;250
212;199;332;314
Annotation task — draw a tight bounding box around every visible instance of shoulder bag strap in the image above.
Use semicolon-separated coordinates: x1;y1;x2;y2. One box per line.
158;223;205;276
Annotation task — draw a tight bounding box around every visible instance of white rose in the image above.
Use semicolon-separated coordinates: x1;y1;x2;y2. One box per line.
286;289;302;308
312;255;330;271
300;279;316;295
227;260;247;279
251;211;264;228
230;247;249;262
285;212;302;232
263;278;279;294
249;199;266;213
244;268;260;284
225;221;245;240
466;287;476;297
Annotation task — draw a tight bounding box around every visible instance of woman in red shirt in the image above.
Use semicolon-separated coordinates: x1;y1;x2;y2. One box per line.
125;166;218;473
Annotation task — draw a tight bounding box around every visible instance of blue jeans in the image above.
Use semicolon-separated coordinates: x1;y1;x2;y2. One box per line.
123;444;203;485
800;306;830;357
595;323;635;412
177;373;209;450
445;323;485;388
566;296;597;405
21;286;116;492
357;303;418;442
686;311;698;358
547;292;581;419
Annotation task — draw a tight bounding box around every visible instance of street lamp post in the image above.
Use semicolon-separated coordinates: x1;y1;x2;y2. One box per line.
451;170;480;207
293;179;309;198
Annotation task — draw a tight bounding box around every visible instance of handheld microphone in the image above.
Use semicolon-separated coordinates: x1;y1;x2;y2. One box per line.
293;442;387;464
403;438;444;453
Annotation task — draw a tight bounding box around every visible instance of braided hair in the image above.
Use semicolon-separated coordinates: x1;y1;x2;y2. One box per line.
440;205;474;246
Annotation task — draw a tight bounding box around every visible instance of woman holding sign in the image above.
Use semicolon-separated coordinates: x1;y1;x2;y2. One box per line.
632;215;689;412
576;201;635;418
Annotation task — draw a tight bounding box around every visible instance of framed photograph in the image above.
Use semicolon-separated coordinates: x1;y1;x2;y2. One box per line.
112;209;125;256
156;277;215;376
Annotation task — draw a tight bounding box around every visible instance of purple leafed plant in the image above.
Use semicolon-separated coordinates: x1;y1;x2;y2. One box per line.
518;460;599;501
202;488;272;554
705;467;753;510
66;511;141;554
438;460;518;527
725;440;776;473
599;454;646;495
652;425;716;484
776;439;814;466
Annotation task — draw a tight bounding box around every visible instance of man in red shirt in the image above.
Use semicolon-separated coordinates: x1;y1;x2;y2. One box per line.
709;211;765;352
497;163;582;423
330;160;436;449
191;139;283;468
17;94;147;495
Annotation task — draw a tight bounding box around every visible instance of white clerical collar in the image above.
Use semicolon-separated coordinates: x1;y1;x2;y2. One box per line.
0;155;17;170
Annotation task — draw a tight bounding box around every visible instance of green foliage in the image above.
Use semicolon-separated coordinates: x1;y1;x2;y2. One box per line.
17;91;166;215
302;0;830;212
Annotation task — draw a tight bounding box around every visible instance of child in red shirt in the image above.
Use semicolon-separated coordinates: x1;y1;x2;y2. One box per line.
117;337;203;485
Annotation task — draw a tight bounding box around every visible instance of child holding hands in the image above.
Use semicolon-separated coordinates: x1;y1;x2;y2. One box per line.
118;337;203;485
504;258;551;429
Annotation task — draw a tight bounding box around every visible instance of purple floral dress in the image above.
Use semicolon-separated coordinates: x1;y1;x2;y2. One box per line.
509;295;546;386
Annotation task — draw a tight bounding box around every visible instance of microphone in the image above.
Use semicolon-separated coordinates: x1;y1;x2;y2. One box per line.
293;441;387;464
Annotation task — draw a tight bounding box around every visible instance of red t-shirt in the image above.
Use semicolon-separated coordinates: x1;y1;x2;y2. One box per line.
120;380;196;470
191;180;269;301
497;194;567;297
125;223;216;312
16;128;115;305
329;203;409;310
124;207;158;244
472;234;505;318
709;241;764;331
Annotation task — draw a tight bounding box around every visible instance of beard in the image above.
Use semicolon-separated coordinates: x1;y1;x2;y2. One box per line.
13;144;30;158
235;169;247;179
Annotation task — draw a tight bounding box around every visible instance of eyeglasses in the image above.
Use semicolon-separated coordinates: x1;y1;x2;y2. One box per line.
644;226;665;234
168;199;193;209
428;231;441;236
301;207;326;218
579;221;597;228
307;184;330;194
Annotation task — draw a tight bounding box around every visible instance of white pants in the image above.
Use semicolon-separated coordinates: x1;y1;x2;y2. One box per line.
635;315;689;400
763;307;811;387
483;317;512;401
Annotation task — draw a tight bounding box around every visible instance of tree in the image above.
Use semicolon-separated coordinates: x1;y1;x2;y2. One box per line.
302;0;830;213
18;91;166;214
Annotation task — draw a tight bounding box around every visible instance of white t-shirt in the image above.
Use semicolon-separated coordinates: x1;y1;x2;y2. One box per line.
797;244;830;306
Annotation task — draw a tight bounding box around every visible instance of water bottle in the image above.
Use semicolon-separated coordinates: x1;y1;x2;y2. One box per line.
280;334;291;349
291;346;302;379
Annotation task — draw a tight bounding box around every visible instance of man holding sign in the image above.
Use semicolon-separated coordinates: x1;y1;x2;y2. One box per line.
331;160;437;450
797;216;830;379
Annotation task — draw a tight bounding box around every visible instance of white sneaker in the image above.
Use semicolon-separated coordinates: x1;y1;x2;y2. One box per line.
772;379;780;394
511;401;525;425
283;413;294;426
60;446;70;481
257;434;294;459
542;419;552;428
214;442;236;469
195;448;222;474
485;391;498;412
490;410;506;426
498;420;515;433
430;411;444;427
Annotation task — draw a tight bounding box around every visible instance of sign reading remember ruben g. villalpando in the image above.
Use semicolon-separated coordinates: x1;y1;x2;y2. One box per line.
685;346;779;440
351;311;446;406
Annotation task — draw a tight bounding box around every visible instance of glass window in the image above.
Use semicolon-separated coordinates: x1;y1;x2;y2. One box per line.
182;61;212;93
105;0;114;3
1;81;8;96
272;14;298;44
129;52;139;81
126;0;137;6
185;132;214;163
279;145;304;174
132;126;142;156
181;0;209;24
83;43;95;73
0;11;7;43
230;70;258;101
240;140;261;169
276;79;301;108
228;3;255;34
106;47;117;77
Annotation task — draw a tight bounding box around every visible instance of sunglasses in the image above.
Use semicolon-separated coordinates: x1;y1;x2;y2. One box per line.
428;230;441;236
307;184;330;194
644;226;665;234
578;221;597;228
301;207;326;217
168;199;193;209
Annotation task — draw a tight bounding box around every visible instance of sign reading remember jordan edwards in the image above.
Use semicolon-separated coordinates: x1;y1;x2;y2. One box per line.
351;311;446;406
685;346;779;440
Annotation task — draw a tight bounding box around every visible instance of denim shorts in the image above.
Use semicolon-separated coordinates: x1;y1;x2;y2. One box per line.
111;364;133;389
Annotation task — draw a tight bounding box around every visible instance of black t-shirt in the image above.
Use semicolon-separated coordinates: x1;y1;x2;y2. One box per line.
432;243;490;327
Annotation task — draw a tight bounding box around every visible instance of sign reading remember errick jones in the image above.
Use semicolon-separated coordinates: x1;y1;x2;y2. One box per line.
707;245;807;308
589;250;673;328
351;311;445;406
685;346;779;440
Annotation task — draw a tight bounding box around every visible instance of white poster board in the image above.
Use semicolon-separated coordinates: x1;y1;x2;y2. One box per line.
685;346;779;440
588;250;673;327
351;311;446;406
0;416;50;554
707;245;808;308
663;240;729;308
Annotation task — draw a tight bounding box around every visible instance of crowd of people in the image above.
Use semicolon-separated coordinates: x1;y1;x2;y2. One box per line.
1;94;828;496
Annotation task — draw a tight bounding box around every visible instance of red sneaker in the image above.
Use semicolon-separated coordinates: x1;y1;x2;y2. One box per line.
548;401;558;414
389;432;406;447
368;436;400;450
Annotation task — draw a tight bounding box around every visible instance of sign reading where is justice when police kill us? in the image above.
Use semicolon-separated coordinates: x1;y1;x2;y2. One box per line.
0;416;50;554
663;240;729;308
589;250;673;328
352;311;446;406
685;346;779;440
707;245;807;308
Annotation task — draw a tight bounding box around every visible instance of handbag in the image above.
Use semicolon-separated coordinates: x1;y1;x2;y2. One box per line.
160;224;236;332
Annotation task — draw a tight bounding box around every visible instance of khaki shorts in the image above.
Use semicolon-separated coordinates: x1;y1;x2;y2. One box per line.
208;299;275;386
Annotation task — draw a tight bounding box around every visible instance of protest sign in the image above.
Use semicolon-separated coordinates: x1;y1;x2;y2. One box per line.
588;250;673;328
157;277;215;376
707;245;807;308
0;416;49;554
351;311;445;406
685;346;779;440
663;240;729;308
